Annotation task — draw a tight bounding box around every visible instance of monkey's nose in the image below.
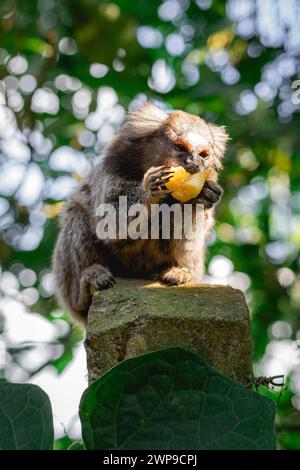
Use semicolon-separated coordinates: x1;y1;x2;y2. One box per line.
184;161;199;174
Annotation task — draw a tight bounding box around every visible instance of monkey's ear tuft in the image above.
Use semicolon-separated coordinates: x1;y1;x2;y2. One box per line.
125;102;168;138
208;124;229;159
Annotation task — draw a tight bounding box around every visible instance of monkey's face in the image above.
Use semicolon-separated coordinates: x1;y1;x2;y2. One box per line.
107;103;228;180
156;110;227;174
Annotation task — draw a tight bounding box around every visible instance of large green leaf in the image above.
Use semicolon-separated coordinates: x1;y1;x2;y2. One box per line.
68;441;85;450
0;383;54;450
80;348;276;450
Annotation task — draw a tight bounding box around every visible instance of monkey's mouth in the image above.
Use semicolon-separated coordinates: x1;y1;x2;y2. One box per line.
183;161;200;174
164;158;200;174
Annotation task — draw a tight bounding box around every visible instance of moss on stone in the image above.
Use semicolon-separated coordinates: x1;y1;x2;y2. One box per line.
85;278;253;385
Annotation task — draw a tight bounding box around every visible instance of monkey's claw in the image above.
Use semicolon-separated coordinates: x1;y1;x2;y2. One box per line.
83;264;116;293
100;275;116;289
196;180;223;208
160;267;192;286
143;166;175;202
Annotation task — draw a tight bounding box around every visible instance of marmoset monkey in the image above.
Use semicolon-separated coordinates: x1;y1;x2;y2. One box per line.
53;103;228;322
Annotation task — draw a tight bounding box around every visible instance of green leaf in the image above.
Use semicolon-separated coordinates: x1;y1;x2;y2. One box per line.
277;431;300;450
79;348;276;450
68;441;85;450
54;436;74;450
0;383;54;450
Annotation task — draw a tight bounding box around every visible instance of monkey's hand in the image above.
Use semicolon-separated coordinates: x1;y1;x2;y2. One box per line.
142;166;174;204
160;267;195;286
192;180;223;209
81;264;116;295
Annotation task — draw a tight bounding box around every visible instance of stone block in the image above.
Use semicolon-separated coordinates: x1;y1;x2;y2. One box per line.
85;278;253;384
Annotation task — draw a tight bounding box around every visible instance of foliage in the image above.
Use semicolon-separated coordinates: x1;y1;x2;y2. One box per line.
80;347;276;450
0;0;299;448
0;348;276;450
67;440;85;450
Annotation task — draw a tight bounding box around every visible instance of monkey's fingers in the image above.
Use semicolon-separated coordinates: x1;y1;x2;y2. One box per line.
146;165;166;178
149;170;175;183
101;277;116;289
196;180;223;207
150;175;173;188
204;180;223;196
150;185;172;199
89;278;115;293
151;187;172;195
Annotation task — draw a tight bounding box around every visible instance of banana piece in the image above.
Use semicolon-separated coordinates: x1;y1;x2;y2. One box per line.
165;166;210;203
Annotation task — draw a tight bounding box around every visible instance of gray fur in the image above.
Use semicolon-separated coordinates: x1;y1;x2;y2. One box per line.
53;103;228;323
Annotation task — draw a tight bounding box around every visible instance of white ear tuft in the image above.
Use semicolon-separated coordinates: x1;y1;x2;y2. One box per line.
208;124;229;159
125;102;168;138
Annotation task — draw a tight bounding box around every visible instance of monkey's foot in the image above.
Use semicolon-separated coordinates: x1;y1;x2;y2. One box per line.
160;267;192;286
82;264;116;294
143;166;174;203
195;180;223;209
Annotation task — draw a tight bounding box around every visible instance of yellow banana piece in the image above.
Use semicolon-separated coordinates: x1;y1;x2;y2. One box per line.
165;166;210;203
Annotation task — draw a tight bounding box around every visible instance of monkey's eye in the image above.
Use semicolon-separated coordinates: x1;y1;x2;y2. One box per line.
199;148;210;158
175;143;187;153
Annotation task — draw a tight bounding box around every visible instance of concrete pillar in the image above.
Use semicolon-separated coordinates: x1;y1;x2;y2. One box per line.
85;278;253;384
